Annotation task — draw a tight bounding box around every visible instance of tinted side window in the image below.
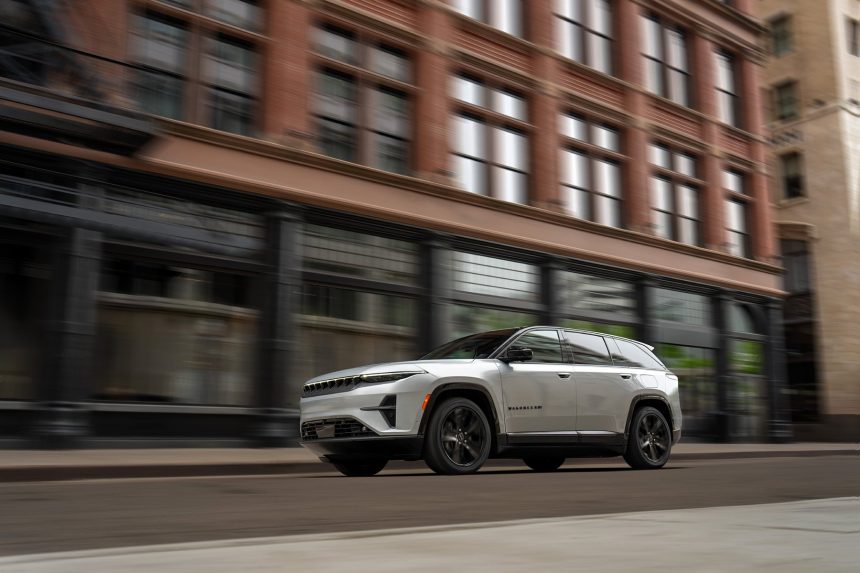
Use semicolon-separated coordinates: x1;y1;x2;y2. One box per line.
611;339;665;369
564;331;613;366
511;330;564;363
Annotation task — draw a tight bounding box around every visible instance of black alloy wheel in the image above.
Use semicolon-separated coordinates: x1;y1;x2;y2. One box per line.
623;406;672;469
332;459;388;477
424;397;492;475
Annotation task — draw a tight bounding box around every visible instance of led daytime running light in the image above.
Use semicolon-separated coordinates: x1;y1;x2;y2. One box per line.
360;372;418;384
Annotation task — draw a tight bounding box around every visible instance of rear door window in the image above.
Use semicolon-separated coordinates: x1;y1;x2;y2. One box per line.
563;331;613;366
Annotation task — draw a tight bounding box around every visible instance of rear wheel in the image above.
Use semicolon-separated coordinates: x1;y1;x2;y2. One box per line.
522;455;565;472
331;459;388;477
623;406;671;469
424;397;492;475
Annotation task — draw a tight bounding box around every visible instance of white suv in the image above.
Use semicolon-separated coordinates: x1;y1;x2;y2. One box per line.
300;327;682;476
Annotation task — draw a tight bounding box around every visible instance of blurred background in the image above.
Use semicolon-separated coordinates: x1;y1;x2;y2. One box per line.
0;0;857;450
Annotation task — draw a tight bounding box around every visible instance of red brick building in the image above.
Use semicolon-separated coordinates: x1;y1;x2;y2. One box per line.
0;0;787;445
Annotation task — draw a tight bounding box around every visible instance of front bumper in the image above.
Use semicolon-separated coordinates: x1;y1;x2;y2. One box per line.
302;435;424;462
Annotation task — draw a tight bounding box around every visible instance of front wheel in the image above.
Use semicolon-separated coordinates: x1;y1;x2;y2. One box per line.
332;459;388;477
623;406;672;469
424;397;492;475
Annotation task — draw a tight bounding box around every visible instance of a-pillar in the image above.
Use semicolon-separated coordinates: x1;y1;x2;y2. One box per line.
253;207;302;446
34;226;102;448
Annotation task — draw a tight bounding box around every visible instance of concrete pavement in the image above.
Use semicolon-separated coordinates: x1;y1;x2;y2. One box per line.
1;497;856;572
0;442;856;482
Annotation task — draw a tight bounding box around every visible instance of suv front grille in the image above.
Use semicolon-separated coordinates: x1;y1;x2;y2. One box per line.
302;375;362;397
301;417;376;441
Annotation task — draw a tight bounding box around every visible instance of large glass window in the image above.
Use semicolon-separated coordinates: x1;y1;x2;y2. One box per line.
453;251;540;302
452;305;537;338
554;0;613;74
651;288;711;327
728;339;766;440
641;15;690;107
564;331;612;366
452;76;529;204
453;0;522;37
313;25;412;174
649;144;700;246
556;271;636;317
93;261;258;406
129;12;188;119
512;330;564;363
724;170;750;258
714;51;739;127
654;344;716;436
559;113;623;227
128;8;260;133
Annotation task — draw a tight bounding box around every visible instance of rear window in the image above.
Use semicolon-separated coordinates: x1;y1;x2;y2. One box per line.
610;339;665;370
564;331;613;366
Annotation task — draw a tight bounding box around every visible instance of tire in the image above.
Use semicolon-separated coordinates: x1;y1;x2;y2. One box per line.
424;397;492;475
623;406;672;469
331;459;388;477
523;455;565;472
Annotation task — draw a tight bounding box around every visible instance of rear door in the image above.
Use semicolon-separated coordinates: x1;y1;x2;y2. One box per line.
564;331;631;435
498;329;576;434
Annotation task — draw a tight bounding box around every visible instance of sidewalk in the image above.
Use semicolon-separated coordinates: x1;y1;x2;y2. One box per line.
0;442;855;482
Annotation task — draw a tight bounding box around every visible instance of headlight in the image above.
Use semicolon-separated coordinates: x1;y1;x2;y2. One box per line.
360;372;419;384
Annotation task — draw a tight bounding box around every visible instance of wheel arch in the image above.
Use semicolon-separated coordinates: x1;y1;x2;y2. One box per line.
418;382;501;439
625;394;674;438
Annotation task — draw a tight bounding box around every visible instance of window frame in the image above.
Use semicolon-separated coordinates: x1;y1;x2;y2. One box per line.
779;152;804;199
714;49;740;128
451;72;531;204
311;21;415;174
553;0;615;75
559;111;626;228
770;15;793;57
642;14;691;108
723;169;751;259
848;17;859;57
648;143;703;246
452;0;523;38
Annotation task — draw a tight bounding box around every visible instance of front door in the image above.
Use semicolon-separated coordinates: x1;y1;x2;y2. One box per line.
499;329;576;434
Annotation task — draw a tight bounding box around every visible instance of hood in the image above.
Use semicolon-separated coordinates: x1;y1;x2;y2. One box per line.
303;359;483;384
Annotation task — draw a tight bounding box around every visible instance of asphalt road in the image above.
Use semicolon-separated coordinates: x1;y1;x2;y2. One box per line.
1;456;857;557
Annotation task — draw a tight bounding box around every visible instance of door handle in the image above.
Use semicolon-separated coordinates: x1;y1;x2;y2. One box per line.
620;374;632;379
557;373;571;379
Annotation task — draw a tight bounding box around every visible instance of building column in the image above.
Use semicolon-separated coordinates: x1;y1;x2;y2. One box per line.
262;0;313;149
420;234;453;352
740;56;776;263
34;226;102;448
526;0;561;210
712;291;732;442
636;277;656;344
766;299;793;442
693;31;726;252
253;207;302;446
617;0;650;233
414;2;452;182
540;258;563;325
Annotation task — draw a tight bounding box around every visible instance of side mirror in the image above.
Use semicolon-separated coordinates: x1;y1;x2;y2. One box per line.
503;347;533;363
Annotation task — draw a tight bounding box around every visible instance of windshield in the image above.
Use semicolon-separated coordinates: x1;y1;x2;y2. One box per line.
420;329;518;360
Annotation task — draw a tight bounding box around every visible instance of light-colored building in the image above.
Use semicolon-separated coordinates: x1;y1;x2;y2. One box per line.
756;0;860;441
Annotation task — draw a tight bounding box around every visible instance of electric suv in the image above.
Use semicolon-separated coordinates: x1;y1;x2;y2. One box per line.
299;326;682;476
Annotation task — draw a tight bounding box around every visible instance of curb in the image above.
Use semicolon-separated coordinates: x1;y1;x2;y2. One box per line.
0;448;855;483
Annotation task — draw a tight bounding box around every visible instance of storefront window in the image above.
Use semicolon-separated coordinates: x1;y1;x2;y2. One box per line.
452;305;537;338
0;244;49;400
453;252;539;301
728;339;766;440
654;344;716;437
651;288;711;327
93;261;258;406
296;287;418;382
560;319;635;339
556;272;635;317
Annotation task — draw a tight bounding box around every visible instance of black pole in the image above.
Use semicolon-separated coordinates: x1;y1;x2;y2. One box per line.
252;207;302;447
766;298;793;442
